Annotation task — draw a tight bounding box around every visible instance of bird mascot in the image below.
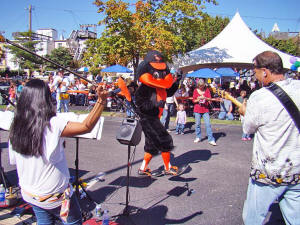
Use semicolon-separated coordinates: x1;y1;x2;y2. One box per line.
134;50;182;176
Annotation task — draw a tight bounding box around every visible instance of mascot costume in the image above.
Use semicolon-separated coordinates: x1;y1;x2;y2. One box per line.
135;50;182;176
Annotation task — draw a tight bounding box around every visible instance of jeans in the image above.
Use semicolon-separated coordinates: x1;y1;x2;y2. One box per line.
57;98;69;113
242;133;250;138
31;193;82;225
243;178;300;225
218;111;234;120
125;99;135;117
160;103;175;130
176;123;185;134
194;112;215;142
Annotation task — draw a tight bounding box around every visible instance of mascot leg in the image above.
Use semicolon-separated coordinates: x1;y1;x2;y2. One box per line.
161;152;178;175
138;152;153;176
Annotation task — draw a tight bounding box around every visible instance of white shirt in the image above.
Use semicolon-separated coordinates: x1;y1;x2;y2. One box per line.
166;96;176;104
243;79;300;185
9;116;69;209
52;76;70;93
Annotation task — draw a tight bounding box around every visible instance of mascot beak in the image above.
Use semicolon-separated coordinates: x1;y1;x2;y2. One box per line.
149;62;167;70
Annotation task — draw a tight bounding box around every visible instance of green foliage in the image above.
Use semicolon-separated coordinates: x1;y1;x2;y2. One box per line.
0;45;5;60
86;0;220;73
175;15;229;53
45;47;74;70
6;31;42;74
263;36;299;56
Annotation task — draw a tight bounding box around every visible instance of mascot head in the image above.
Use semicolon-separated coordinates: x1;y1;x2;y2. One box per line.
136;50;171;81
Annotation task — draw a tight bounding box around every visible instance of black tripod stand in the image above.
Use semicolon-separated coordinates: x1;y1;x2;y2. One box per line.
122;144;133;216
73;137;94;202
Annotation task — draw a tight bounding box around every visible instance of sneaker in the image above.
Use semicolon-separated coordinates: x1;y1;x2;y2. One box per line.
241;138;247;141
181;132;184;135
209;141;217;146
175;132;179;135
138;168;152;176
247;137;252;141
164;166;178;176
194;138;201;143
167;129;171;133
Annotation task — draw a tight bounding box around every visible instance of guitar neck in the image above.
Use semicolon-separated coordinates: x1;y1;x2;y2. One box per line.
211;87;242;108
224;94;242;108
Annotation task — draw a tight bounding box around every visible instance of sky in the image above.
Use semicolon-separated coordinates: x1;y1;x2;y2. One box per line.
0;0;299;40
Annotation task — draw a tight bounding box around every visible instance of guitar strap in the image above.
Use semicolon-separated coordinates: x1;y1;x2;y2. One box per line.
266;82;300;133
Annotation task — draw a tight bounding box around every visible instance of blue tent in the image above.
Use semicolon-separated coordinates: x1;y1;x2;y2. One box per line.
101;64;132;73
215;68;239;77
186;68;220;78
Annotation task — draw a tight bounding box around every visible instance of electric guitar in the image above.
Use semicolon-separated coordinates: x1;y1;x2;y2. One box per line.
211;87;242;108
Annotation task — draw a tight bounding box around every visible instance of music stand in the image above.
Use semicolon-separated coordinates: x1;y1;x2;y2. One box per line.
56;112;104;202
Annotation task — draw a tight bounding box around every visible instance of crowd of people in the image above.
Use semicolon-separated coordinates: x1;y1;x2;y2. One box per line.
1;51;299;224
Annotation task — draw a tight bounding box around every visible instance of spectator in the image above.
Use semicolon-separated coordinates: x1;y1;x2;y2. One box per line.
175;103;187;135
5;81;17;111
237;90;251;141
51;70;70;112
95;73;102;83
125;81;137;118
192;79;217;146
160;95;178;132
17;81;25;98
75;79;87;106
88;85;97;105
218;97;234;120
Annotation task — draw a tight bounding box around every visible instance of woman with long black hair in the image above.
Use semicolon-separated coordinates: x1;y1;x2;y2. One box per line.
9;79;107;225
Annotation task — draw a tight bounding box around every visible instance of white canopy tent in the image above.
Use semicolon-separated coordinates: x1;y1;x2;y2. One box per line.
172;12;294;73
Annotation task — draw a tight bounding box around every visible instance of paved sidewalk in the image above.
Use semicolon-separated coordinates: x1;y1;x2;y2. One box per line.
0;116;285;225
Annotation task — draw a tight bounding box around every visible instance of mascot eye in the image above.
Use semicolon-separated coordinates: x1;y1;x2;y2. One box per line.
153;71;160;79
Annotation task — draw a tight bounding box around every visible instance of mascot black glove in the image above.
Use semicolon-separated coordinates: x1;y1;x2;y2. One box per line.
157;100;166;108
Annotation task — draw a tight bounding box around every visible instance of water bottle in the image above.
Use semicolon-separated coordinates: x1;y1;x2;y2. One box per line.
95;203;102;218
102;209;109;225
0;184;6;206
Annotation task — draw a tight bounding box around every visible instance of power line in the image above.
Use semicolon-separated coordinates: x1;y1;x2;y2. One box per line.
206;12;298;21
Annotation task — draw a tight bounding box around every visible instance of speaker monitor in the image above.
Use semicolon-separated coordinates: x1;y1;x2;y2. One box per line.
116;118;142;146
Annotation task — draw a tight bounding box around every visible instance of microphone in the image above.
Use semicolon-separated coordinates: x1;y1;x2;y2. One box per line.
108;88;121;97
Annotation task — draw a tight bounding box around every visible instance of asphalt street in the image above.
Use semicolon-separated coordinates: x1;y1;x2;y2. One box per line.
0;116;285;225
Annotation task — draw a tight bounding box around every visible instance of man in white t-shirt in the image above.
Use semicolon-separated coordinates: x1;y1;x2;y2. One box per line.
52;70;70;112
239;51;300;225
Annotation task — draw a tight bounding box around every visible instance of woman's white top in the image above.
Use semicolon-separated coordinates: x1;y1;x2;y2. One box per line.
9;116;69;209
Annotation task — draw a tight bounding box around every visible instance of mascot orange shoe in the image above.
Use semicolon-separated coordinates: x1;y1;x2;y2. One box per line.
135;50;182;176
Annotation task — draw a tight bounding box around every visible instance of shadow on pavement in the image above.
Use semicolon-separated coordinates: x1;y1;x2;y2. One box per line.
116;205;202;225
112;184;203;225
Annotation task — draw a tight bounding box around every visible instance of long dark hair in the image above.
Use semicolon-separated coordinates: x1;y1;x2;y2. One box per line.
9;79;56;156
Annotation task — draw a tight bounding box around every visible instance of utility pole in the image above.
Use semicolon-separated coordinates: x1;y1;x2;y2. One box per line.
28;5;32;32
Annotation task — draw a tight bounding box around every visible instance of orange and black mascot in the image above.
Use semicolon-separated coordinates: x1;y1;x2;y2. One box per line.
135;50;182;176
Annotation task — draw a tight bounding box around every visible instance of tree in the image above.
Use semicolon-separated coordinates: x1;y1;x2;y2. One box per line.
0;45;5;60
6;31;42;76
83;0;218;73
263;36;299;56
175;14;229;53
45;47;74;71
